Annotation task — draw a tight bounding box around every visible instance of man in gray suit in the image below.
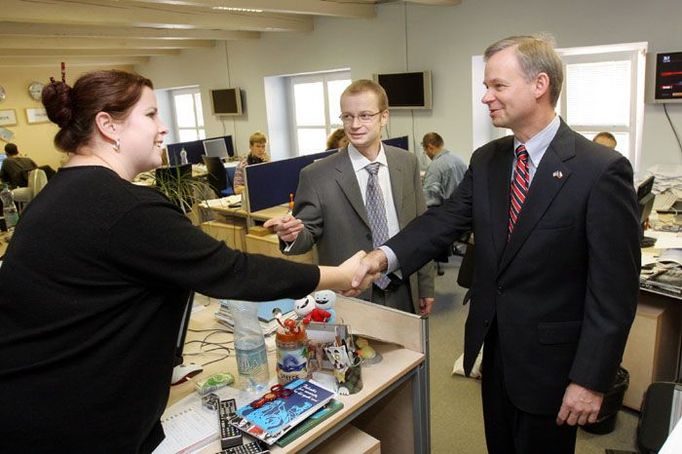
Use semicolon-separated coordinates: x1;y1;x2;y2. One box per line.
264;79;434;315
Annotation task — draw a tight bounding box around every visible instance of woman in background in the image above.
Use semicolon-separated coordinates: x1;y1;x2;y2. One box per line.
233;131;269;194
0;70;373;453
326;127;349;150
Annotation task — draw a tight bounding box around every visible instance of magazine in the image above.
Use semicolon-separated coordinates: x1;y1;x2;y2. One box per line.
229;379;335;445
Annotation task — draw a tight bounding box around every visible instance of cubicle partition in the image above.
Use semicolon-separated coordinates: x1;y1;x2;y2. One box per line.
244;150;336;213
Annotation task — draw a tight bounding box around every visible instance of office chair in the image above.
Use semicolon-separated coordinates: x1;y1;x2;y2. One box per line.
11;168;48;213
202;155;234;197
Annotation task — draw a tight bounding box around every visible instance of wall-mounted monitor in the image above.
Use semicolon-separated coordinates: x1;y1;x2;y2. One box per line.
654;52;682;103
373;71;432;109
210;88;243;115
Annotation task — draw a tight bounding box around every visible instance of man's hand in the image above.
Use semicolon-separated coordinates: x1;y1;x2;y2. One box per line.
419;297;435;316
337;251;378;295
556;382;604;426
263;215;304;243
350;249;388;290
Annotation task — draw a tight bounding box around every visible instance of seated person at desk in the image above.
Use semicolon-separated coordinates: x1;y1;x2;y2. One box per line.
326;128;349;150
593;131;617;149
233;131;269;195
0;70;376;453
0;143;38;189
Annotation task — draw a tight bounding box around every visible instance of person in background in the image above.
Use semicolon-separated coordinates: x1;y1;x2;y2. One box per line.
421;132;467;207
326;127;349;150
593;131;617;149
233;131;269;195
264;79;435;316
0;69;375;453
0;143;38;188
352;35;640;454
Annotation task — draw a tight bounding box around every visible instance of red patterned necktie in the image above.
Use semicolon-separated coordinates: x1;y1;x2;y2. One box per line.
508;144;529;239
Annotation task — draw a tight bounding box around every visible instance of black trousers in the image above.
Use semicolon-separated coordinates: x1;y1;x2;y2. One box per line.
481;322;577;454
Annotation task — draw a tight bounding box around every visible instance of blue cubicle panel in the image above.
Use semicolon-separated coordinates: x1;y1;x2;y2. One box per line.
245;150;337;213
167;136;234;165
382;135;409;151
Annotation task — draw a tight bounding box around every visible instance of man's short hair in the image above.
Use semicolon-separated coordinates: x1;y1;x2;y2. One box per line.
249;131;267;146
421;132;444;149
484;34;564;107
4;143;18;156
593;132;617;148
341;79;389;112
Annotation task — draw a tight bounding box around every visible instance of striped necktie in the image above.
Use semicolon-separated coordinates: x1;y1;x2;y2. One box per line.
365;162;391;289
508;144;529;238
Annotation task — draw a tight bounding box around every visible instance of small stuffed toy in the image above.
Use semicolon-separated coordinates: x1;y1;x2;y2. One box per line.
313;290;337;323
295;294;331;324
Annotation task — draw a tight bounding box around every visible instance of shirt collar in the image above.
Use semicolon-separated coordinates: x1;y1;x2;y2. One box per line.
348;142;388;172
514;114;560;166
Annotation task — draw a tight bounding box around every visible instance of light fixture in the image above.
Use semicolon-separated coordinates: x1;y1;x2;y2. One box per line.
211;7;263;13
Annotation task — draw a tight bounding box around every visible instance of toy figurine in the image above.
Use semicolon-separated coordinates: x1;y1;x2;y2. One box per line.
294;294;331;324
313;290;337;323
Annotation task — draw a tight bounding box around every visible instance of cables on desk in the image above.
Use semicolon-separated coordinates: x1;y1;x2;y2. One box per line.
185;328;234;367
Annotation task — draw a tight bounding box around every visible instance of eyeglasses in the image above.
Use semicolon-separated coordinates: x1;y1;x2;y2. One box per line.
339;111;383;124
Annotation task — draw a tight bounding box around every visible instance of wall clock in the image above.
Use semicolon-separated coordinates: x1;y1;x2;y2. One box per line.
28;81;45;101
0;85;6;103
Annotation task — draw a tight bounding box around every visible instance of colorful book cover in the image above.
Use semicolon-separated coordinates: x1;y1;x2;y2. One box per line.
230;379;335;445
275;399;344;447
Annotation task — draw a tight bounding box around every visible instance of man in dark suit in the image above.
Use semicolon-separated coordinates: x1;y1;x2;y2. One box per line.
264;79;434;315
352;35;640;453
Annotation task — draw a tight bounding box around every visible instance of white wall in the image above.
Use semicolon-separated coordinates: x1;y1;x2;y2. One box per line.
137;0;682;170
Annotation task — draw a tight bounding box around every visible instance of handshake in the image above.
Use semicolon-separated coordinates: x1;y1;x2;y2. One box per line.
264;215;388;296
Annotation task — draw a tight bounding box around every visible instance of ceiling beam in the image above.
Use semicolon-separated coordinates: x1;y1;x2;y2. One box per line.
2;0;313;32
0;56;150;67
0;37;214;49
405;0;461;4
122;0;376;18
0;22;260;40
0;48;181;57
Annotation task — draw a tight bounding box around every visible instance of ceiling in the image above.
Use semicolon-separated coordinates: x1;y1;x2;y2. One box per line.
0;0;460;68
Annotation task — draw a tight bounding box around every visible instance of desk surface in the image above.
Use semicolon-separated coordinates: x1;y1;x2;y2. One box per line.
167;297;426;453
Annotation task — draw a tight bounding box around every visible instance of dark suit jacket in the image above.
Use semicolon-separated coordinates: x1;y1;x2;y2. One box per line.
281;145;435;312
386;120;641;414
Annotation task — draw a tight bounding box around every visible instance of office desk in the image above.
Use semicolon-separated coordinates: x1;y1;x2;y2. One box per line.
167;296;430;454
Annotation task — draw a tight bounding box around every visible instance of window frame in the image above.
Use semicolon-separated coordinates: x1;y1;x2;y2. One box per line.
170;87;206;143
288;71;351;156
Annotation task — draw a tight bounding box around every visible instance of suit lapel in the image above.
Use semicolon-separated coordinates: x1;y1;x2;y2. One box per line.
498;121;575;276
334;149;370;229
385;147;405;226
489;137;515;263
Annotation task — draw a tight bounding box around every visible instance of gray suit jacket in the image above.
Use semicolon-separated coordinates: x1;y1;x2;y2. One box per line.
282;145;435;312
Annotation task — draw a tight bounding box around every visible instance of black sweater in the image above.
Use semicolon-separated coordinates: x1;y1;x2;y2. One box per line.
0;166;318;453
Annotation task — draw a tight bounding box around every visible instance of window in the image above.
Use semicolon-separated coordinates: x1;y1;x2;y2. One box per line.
472;42;647;170
559;42;647;168
171;87;205;142
290;71;351;155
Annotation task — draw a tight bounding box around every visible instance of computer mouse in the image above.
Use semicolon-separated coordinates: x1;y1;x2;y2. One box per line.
171;363;204;385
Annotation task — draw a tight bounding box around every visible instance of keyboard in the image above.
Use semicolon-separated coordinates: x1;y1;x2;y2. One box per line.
654;191;678;212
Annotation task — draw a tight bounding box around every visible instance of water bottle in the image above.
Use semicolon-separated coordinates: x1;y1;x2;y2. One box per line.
228;300;269;392
180;147;188;165
0;185;19;232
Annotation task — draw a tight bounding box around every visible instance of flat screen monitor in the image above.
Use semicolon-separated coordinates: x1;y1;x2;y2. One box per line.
637;176;656;247
210;88;243;115
654;52;682;103
382;136;409;151
373;71;432;109
203;138;230;159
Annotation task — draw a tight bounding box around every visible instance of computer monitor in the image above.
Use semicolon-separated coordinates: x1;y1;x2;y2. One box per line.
637;176;656;247
167;140;205;165
203;138;230;160
174;291;195;367
382;135;409;151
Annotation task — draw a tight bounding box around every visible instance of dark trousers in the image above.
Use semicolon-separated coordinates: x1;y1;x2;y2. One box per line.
481;322;577;454
369;282;414;314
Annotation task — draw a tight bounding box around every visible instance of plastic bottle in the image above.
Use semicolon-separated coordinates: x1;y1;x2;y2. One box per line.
275;317;308;385
229;300;269;392
0;185;19;232
180;147;188;165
